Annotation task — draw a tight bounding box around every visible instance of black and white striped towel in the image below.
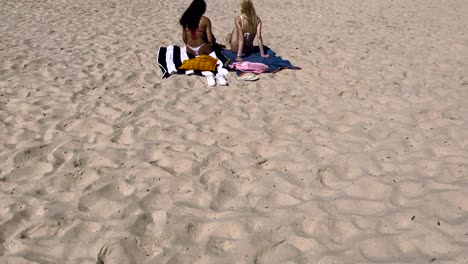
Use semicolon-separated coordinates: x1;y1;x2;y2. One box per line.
157;45;229;79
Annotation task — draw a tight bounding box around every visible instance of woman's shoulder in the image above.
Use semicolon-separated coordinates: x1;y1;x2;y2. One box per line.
201;15;211;22
236;15;261;23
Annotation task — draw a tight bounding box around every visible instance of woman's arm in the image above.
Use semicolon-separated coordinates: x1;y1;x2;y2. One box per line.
182;27;187;44
204;17;214;45
257;18;269;58
235;17;244;61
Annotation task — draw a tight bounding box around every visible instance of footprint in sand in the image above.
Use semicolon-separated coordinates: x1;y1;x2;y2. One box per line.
210;180;239;211
97;237;148;264
77;181;137;218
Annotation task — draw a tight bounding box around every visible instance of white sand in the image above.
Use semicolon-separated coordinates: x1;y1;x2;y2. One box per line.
1;0;468;263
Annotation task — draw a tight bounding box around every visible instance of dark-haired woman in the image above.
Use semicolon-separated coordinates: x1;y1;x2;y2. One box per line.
179;0;214;56
179;0;227;86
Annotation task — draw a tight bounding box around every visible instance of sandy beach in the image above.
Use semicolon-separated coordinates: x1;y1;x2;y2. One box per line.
1;0;468;263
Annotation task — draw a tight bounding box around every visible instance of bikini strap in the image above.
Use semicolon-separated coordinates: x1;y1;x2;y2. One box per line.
189;28;198;40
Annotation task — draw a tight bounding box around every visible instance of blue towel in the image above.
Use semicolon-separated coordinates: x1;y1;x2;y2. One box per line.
221;46;300;74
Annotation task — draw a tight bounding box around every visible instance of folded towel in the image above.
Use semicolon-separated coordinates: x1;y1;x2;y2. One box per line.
179;54;218;72
157;46;228;79
230;61;269;74
221;46;300;74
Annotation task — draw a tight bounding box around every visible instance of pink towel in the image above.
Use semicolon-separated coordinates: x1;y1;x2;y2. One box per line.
230;61;269;74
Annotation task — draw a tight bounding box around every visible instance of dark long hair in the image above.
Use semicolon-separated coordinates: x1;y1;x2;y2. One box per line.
179;0;206;29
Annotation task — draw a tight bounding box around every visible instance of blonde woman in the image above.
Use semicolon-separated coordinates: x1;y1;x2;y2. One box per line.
230;0;269;61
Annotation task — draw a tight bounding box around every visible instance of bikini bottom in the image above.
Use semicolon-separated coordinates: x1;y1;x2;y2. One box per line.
187;43;206;56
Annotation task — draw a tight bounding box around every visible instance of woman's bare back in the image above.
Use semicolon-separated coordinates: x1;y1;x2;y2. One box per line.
182;16;214;56
230;15;258;53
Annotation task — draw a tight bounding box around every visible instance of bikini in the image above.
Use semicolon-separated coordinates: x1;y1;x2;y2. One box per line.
186;28;206;56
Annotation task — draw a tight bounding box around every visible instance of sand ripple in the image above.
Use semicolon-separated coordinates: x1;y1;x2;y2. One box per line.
1;0;468;263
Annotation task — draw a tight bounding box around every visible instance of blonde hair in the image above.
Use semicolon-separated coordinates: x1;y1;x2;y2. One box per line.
240;0;258;33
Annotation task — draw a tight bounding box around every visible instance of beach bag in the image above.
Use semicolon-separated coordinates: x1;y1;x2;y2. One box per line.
231;61;269;74
178;54;218;72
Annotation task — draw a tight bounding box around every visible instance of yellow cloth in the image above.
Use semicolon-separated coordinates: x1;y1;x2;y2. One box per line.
178;54;218;72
